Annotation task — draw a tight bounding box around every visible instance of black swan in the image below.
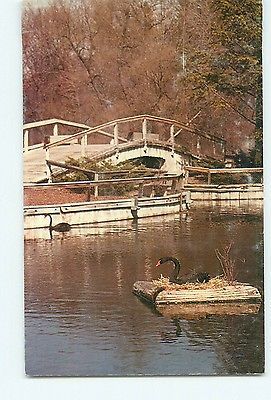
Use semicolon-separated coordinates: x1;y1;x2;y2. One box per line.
155;256;210;284
44;214;71;232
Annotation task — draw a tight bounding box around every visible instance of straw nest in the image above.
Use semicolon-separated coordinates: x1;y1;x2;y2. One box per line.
152;275;239;291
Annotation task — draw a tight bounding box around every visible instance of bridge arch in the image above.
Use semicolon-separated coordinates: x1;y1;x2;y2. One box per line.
126;156;165;170
98;142;191;174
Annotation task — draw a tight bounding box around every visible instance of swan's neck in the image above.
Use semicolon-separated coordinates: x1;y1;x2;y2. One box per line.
164;257;181;280
46;214;53;229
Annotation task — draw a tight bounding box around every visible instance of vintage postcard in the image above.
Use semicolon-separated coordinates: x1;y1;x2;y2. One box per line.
23;0;264;376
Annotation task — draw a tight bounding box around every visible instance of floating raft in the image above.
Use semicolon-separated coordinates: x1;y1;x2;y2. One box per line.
133;280;262;317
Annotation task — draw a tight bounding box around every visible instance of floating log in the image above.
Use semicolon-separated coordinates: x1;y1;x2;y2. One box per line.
132;281;165;303
133;280;262;315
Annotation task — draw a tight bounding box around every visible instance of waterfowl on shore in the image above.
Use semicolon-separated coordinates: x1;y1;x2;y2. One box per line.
44;214;71;232
155;256;210;284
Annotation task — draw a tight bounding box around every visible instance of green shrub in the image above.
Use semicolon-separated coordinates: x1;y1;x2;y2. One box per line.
53;157;152;196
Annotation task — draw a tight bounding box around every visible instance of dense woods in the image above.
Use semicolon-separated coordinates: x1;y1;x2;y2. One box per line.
22;0;262;163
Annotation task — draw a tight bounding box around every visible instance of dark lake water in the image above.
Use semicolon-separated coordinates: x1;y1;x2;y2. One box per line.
24;203;264;376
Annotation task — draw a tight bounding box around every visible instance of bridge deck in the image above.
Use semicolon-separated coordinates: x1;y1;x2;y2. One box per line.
23;144;110;183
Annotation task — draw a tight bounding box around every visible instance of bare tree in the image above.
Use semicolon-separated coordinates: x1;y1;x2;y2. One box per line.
22;0;256;153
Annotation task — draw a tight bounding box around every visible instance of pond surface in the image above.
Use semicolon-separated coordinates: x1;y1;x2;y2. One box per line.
24;203;264;376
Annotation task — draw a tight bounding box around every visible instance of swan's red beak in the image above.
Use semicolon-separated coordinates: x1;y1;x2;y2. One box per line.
155;260;161;267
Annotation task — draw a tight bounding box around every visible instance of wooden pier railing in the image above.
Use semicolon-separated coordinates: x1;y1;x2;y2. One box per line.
184;166;263;185
24;174;184;205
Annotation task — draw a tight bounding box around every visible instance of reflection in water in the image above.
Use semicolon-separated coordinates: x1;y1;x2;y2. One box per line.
157;303;261;320
24;203;264;376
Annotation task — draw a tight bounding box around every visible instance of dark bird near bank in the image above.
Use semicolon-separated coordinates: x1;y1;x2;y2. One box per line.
44;214;71;233
155;256;210;284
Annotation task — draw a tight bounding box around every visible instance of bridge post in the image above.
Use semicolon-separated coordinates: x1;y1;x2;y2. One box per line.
53;123;58;136
197;137;201;155
142;118;148;153
24;130;29;152
185;169;189;185
142;118;147;142
81;134;87;156
180;174;186;189
138;182;144;197
207;170;211;185
220;141;225;159
213;141;216;156
94;173;99;198
170;125;175;154
114;124;119;159
114;124;119;147
45;148;52;183
176;175;183;192
170;178;177;193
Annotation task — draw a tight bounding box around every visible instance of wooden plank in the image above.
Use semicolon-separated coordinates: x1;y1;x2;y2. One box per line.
172;110;203;139
185;183;263;188
23;129;29;152
184;166;263;174
24;174;181;189
23;142;44;152
23;118;91;130
144;115;225;143
47;160;96;175
209;168;263;174
185;166;210;173
46;128;127;148
100;168;163;175
155;284;262;305
187;185;263;193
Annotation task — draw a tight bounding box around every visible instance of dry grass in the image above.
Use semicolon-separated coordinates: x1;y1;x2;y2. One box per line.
152;274;239;291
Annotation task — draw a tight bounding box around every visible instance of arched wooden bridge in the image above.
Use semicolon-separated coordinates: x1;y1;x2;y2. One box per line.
23;114;226;183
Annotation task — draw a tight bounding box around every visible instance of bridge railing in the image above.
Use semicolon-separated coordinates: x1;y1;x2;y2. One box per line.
23;118;89;152
23;118;127;153
42;114;225;150
36;115;226;179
